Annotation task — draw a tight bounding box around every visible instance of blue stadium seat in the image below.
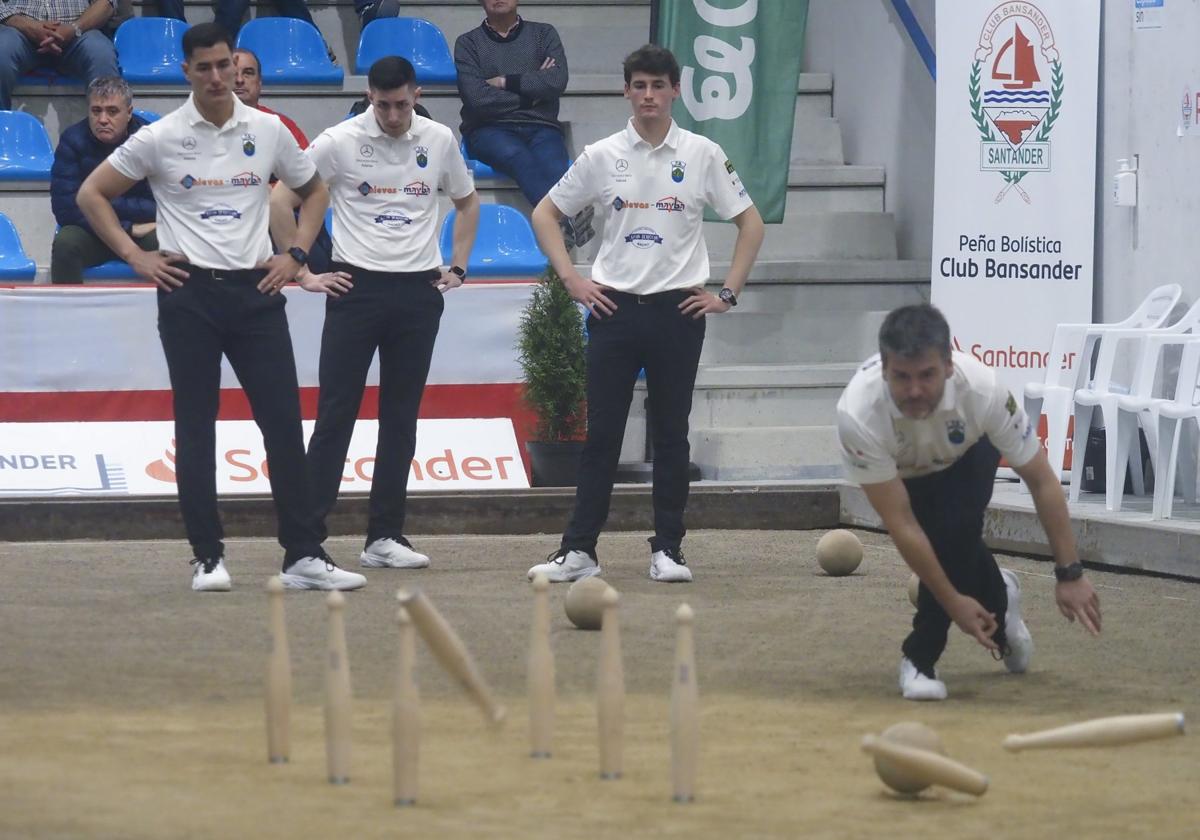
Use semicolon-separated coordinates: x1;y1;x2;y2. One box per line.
0;111;54;180
324;207;333;236
82;260;136;281
460;138;500;180
115;18;190;85
134;109;162;123
237;19;344;85
355;17;457;84
440;204;547;277
0;213;37;280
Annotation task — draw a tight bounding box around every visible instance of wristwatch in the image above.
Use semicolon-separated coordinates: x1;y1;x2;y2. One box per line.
286;246;308;266
70;23;82;39
718;287;738;307
1053;562;1084;582
449;265;467;281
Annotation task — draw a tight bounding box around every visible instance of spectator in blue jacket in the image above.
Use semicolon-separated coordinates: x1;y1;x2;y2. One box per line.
50;76;157;284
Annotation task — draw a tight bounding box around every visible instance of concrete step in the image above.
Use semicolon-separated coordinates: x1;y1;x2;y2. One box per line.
708;211;899;262
686;363;857;427
688;425;845;481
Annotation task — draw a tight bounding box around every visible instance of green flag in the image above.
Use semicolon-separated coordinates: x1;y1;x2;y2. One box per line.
654;0;808;223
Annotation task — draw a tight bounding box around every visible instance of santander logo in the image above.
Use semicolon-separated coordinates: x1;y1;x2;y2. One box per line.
145;440;177;483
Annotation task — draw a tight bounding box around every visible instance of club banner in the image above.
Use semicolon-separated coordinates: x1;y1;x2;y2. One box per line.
931;1;1100;400
653;0;808;222
0;419;529;497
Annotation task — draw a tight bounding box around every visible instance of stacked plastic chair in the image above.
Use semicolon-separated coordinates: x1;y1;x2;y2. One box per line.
1151;338;1200;518
0;212;37;280
1024;283;1182;481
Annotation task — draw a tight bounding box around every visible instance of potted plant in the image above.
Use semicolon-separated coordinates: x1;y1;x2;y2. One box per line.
517;267;587;486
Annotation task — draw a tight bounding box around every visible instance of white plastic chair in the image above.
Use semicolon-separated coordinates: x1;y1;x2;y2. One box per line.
1072;318;1200;510
1151;339;1200;519
1024;283;1183;479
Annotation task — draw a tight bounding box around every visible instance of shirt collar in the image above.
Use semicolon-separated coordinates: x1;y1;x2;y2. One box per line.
362;106;422;141
483;15;523;39
622;117;680;151
182;93;250;132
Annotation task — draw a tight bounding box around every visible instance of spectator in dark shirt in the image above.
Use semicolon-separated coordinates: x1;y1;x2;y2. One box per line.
50;76;156;284
455;0;592;246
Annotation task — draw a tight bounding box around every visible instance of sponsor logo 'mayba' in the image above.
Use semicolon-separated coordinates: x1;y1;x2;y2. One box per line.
970;3;1062;203
146;439;177;483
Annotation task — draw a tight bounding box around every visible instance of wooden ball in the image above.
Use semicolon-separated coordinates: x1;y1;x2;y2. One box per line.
873;721;945;795
816;529;863;576
564;577;612;630
907;573;920;608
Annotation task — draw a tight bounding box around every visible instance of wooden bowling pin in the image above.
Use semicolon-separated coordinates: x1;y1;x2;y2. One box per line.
392;604;419;806
670;604;699;802
528;574;555;758
324;590;352;784
597;587;624;779
265;576;291;764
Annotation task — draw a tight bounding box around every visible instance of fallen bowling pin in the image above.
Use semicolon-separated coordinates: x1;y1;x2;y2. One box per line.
861;734;988;797
1004;712;1186;752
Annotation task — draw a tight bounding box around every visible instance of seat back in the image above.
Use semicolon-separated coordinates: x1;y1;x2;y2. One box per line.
0;212;37;280
236;19;344;85
440;204;547;277
115;18;190;84
355;17;457;83
1171;340;1200;410
0;111;54;180
134;108;163;123
1114;283;1183;329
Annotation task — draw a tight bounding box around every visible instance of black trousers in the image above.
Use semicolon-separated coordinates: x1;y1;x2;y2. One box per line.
561;289;705;555
306;265;444;546
156;268;322;563
901;438;1010;673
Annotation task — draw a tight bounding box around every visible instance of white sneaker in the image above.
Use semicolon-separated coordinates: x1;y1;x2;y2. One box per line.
526;548;600;583
280;553;367;591
649;547;693;582
1000;568;1034;674
190;556;231;592
361;537;430;569
899;657;947;701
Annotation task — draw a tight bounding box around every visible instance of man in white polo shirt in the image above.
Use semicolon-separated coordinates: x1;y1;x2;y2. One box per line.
270;56;480;571
837;303;1101;701
526;44;764;584
77;22;366;594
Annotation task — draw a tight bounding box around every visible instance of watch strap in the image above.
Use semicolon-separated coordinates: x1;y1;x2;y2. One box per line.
1053;562;1084;582
449;265;467;279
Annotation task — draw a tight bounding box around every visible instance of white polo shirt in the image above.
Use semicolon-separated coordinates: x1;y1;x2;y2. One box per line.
547;119;752;295
306;110;474;273
109;94;315;271
836;351;1041;485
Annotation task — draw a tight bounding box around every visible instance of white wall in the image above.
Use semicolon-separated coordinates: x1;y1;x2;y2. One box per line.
803;0;937;260
1096;0;1200;319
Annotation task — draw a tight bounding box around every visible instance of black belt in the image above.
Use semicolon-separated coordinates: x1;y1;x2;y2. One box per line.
184;264;266;282
607;289;692;305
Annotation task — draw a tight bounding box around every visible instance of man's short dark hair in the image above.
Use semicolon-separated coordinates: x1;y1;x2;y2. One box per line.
623;44;681;86
368;56;417;91
183;22;234;60
233;48;262;75
878;304;952;363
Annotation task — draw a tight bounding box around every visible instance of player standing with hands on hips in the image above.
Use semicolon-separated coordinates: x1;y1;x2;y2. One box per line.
271;56;480;572
836;303;1101;700
525;44;764;584
77;22;366;593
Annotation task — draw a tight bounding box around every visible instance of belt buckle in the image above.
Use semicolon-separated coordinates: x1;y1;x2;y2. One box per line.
637;294;650;304
210;269;229;281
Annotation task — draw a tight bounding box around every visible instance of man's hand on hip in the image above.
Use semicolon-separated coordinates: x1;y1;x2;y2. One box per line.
562;272;616;317
130;249;188;291
678;287;730;319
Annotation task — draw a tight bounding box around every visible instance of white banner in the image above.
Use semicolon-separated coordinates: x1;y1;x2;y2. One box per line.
0;283;535;393
0;419;529;496
932;1;1100;398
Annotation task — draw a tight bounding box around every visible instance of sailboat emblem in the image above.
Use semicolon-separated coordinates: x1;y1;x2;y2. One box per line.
969;5;1062;201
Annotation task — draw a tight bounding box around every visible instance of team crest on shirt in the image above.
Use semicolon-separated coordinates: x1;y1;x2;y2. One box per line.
1005;392;1018;416
946;419;966;445
415;146;429;167
200;205;242;225
404;180;431;196
374;212;413;229
242;133;256;156
670;160;686;182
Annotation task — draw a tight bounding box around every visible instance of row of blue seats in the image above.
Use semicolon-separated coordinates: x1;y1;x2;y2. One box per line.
0;105;502;180
0;205;548;280
22;17;457;87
